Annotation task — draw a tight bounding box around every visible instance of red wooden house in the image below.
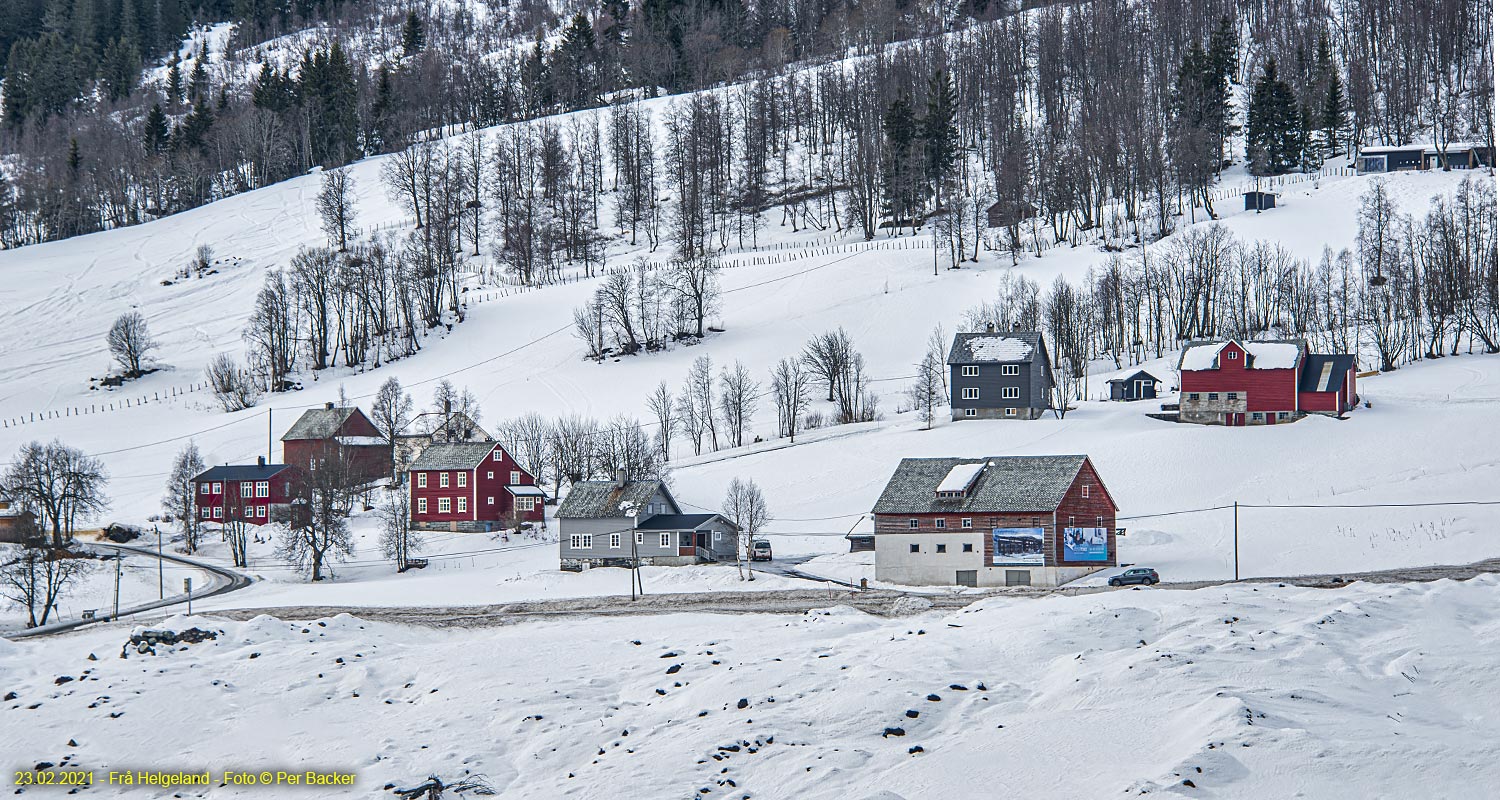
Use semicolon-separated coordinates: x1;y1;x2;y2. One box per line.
870;455;1119;588
192;457;304;527
408;441;546;532
1177;339;1357;426
281;403;391;483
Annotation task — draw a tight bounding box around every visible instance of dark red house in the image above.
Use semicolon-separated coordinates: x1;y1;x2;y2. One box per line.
1177;339;1357;425
281;403;391;483
408;441;546;532
192;458;303;527
870;455;1119;588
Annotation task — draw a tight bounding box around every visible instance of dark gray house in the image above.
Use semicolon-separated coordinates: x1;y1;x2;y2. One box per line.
947;328;1053;420
557;472;739;570
1107;370;1160;401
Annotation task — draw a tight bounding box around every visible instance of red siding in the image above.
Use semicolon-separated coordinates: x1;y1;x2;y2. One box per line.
1181;342;1301;412
193;470;302;527
1053;459;1118;566
409;443;545;526
283;409;391;483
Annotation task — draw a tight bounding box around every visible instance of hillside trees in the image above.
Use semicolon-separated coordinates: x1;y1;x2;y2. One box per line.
3;440;109;548
106;310;158;377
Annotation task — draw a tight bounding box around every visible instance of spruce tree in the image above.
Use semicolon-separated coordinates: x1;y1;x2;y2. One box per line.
188;41;209;101
882;96;920;229
922;69;959;201
143;101;169;153
401;11;424;56
1246;58;1301;175
164;54;183;107
1322;69;1346;156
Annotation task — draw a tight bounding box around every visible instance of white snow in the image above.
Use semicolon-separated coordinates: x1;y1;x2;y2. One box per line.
965;335;1033;362
935;463;985;494
7;576;1500;797
1181;341;1302;371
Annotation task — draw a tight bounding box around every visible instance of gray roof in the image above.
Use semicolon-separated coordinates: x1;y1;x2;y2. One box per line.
1106;370;1161;385
408;442;498;471
635;513;733;531
947;331;1046;365
282;406;364;441
557;480;673;519
1299;354;1358;392
193;463;293;483
872;455;1098;514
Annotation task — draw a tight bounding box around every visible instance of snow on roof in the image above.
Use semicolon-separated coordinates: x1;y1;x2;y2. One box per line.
1180;341;1303;371
936;463;986;494
506;485;546;496
336;435;386;447
966;336;1033;362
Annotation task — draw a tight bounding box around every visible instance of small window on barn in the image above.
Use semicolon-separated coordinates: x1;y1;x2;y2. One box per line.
1227;392;1238;400
493;451;502;461
961;366;979;377
962;543;974;552
909;544;920;553
487;496;495;505
1227;350;1238;359
961;518;973;529
936;544;947;553
417;473;427;488
935;519;946;529
909;519;919;529
487;471;494;479
962;387;979;400
1031;517;1041;527
1096;516;1104;527
1082;485;1090;498
1188;393;1200;400
1208;392;1219;400
1068;515;1076;526
1253;412;1264;420
1001;364;1020;376
1004;408;1017;417
570;534;581;549
199;484;209;494
511;471;521;484
581;535;593;549
457;472;467;488
660;533;671;548
964;409;977;417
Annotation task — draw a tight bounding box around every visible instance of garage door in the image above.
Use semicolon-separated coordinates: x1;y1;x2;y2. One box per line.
955;570;977;587
1005;570;1031;587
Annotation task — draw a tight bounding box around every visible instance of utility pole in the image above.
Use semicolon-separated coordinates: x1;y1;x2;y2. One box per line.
184;577;193;615
156;525;164;599
1233;501;1240;581
267;408;273;463
112;556;122;621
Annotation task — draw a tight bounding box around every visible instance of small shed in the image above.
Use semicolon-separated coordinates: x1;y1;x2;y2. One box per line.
1106;370;1160;402
1243;190;1277;212
1357;145;1426;174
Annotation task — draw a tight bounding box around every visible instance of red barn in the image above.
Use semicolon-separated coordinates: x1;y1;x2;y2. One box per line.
281;403;391;483
408;441;546;532
192;458;304;527
1177;339;1357;425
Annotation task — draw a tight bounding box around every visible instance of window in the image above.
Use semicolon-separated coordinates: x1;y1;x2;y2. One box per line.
961;518;973;529
909;519;919;529
510;471;521;484
439;472;450;488
1081;484;1090;498
457;497;467;513
493;451;503;461
961;387;979;400
961;366;979;377
487;496;495;505
1208;392;1219;400
241;483;253;498
518;497;536;511
1096;515;1104;527
417;473;428;488
1031;517;1041;527
1001;364;1020;376
417;498;427;514
200;507;210;518
909;544;920;553
212;482;222;494
257;506;266;518
635;532;643;545
1004;408;1017;417
487;471;494;479
935;519;946;529
581;535;593;549
1187;393;1200;401
457;473;467;487
1068;515;1076;526
1001;387;1020;399
962;543;974;552
964;409;977;417
570;534;582;549
255;481;269;498
1226;350;1238;360
1278;412;1289;419
936;544;947;553
659;533;671;548
213;507;222;519
610;533;621;548
199;484;209;494
438;498;451;513
1226;392;1238;400
1252;412;1264;420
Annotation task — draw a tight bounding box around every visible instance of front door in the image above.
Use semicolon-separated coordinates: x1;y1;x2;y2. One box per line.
1266;413;1276;426
1225;412;1244;426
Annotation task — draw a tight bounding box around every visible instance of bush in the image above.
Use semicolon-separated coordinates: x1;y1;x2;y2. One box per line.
205;352;261;411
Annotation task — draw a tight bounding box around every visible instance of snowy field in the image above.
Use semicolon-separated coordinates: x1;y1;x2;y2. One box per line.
0;542;216;633
4;576;1500;798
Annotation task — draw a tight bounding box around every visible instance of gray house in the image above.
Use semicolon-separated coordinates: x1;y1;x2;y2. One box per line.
557;473;739;571
947;328;1053;420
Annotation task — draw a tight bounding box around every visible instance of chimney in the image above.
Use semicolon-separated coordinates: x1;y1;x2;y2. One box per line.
985;322;996;333
325;401;334;410
257;456;266;467
614;467;627;488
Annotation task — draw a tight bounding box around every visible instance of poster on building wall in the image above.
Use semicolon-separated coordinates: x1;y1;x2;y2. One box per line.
1062;527;1109;562
992;528;1045;565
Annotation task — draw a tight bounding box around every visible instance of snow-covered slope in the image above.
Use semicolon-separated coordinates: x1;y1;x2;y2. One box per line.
5;576;1500;798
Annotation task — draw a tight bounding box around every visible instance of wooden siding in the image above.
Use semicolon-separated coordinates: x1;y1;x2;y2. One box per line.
1180;341;1300;413
409;443;544;527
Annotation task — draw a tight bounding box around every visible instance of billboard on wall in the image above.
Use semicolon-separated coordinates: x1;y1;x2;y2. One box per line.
1062;527;1109;562
992;528;1045;566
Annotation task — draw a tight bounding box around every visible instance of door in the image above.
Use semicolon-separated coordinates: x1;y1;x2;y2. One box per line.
1225;412;1244;426
1266;413;1276;426
955;570;977;587
1005;570;1031;587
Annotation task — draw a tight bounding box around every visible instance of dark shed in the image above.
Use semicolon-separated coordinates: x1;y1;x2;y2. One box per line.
1243;190;1277;211
1106;370;1160;401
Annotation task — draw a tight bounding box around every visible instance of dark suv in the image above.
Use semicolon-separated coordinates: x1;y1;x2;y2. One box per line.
1109;567;1159;587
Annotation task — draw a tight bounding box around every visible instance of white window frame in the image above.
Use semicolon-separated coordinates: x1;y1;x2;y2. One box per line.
457;472;467;488
1226;392;1238;400
417;498;427;514
493;451;503;461
1227;350;1238;360
1004;408;1018;417
964;408;977;417
213;507;222;519
201;507;211;518
487;496;495;505
961;387;979;400
961;518;973;529
935;518;946;529
581;534;593;549
438;497;451;513
909;519;919;529
199;483;209;494
1252;412;1264;420
610;533;621;549
456;497;467;513
439;472;450;488
1001;364;1020;376
241;483;253;498
1208;392;1219;400
570;534;582;549
1278;411;1289;419
255;481;269;498
1001;387;1020;399
961;366;979;377
510;470;521;484
1082;484;1090;498
518;497;536;511
1187;393;1200;401
212;482;222;494
1068;515;1076;526
417;473;428;488
487;471;494;479
635;532;644;545
659;533;671;548
1096;515;1105;527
